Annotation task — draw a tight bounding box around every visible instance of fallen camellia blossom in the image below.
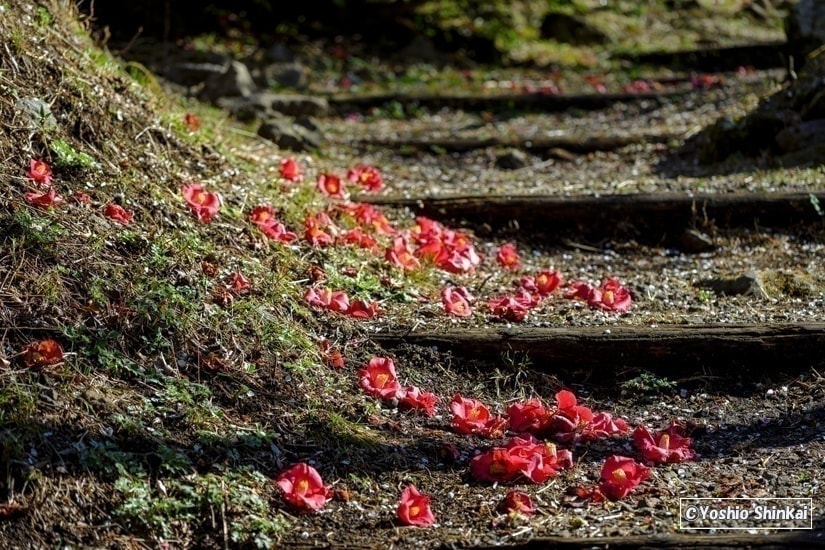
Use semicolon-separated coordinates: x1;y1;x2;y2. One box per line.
450;394;508;438
497;490;535;517
320;339;345;369
521;269;564;296
587;278;633;313
339;227;377;250
563;280;594;301
396;385;439;416
347;164;384;192
496;243;520;270
506;398;550;434
24;188;63;209
248;205;298;243
397;484;435;527
226;271;251;294
633;423;696;464
598;455;650;500
104;204;133;225
338;202;396;235
359;357;401;400
345;299;381;319
181;182;221;222
27;159;53;187
304;287;350;313
184;113;201;132
20;339;64;368
316;173;346;199
487;295;530;322
304;212;337;246
280;156;303;182
470;435;573;484
276;462;330;513
579;411;630;441
441;286;473;317
386;237;421;271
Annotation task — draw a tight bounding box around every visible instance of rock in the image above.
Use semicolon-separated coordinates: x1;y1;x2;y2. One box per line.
258;117;323;151
166;62;225;87
775;118;825;151
397;35;445;63
295;116;321;132
785;0;825;63
540;12;610;46
200;60;256;101
256;92;328;117
15;97;57;130
263;62;309;89
495;148;529;169
266;42;296;63
679;228;716;253
694;270;770;299
217;92;328;121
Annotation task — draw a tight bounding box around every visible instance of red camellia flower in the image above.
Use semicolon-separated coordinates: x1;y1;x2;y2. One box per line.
304;287;350;313
347;164;384;192
184;113;201;132
386;237;421;271
226;271;251;294
276;462;330;513
397;484;435;527
340;227;377;250
181;182;221;222
345;299;381;319
20;339;64;369
598;455;650;500
496;243;520;270
487;295;530;322
24;188;63;209
441;286;473;317
317;173;346;199
304;212;337;246
470;435;573;484
27;159;53;187
320;339;345;369
563;280;594;301
104;204;133;225
633;424;696;464
588;278;633;313
359;357;401;400
450;394;507;438
339;202;396;235
396;386;439;416
250;205;298;243
524;269;564;296
498;490;535;517
506;398;550;434
581;412;630;441
280;156;303;182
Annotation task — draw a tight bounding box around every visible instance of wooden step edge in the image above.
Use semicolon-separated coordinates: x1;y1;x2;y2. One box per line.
372;324;825;375
356;192;825;232
464;530;825;549
349;132;679;154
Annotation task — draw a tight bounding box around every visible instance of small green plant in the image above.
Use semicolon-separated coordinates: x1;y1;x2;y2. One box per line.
50;139;98;169
811;193;823;217
620;373;677;396
697;288;714;303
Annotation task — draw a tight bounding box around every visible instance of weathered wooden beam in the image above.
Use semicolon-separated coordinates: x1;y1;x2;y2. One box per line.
467;530;825;549
359;192;825;236
350;132;678;154
372;324;825;376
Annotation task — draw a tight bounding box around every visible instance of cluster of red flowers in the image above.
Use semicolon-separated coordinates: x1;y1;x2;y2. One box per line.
248;204;297;243
181;182;221;222
358;357;439;415
450;395;507;438
487;268;564;321
508;390;629;444
565;278;633;313
470;435;573;483
304;287;381;319
403;216;481;274
276;463;436;526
